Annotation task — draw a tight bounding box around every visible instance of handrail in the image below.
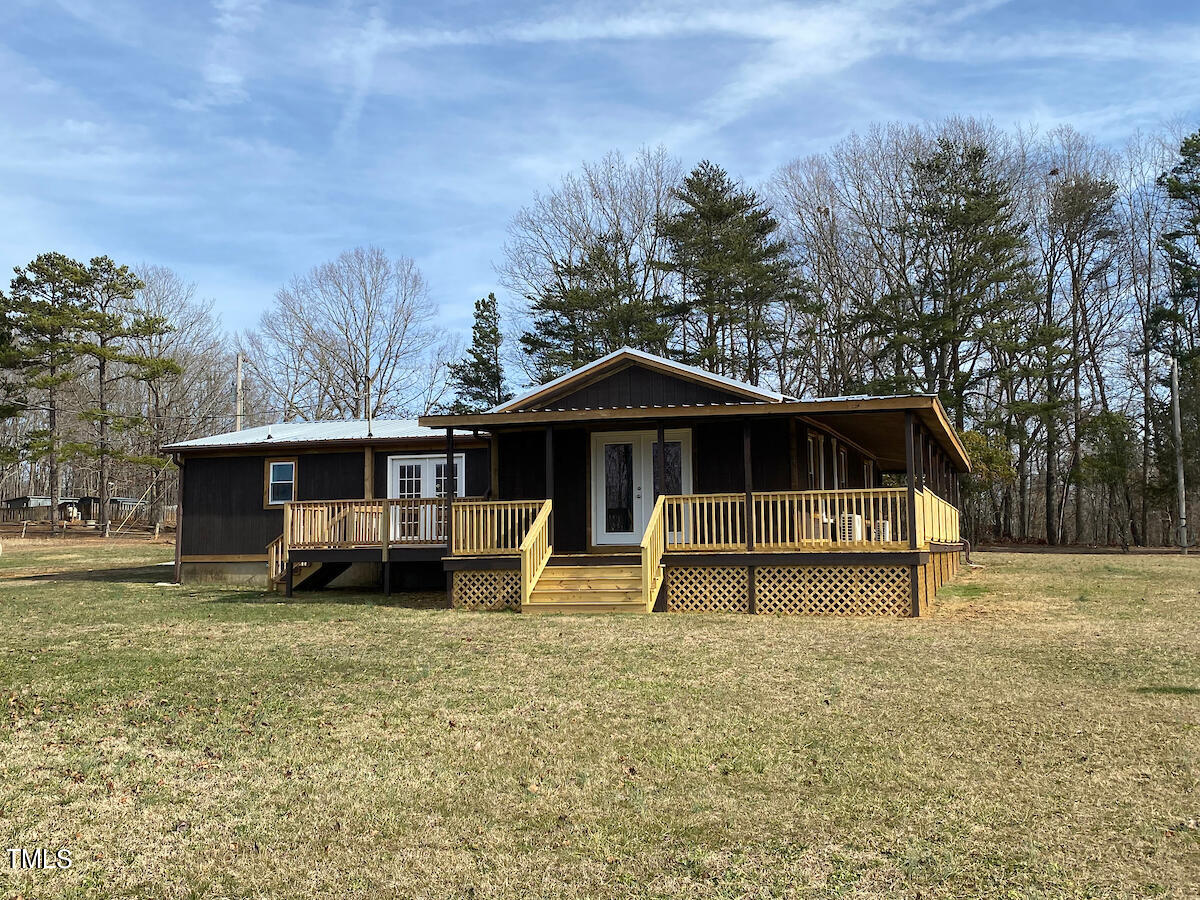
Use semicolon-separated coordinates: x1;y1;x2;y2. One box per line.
267;534;286;583
640;495;666;611
518;499;553;607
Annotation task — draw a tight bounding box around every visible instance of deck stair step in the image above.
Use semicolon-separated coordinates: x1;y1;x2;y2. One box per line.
525;563;648;614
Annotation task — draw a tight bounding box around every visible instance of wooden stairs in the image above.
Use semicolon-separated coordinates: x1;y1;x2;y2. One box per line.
268;560;350;593
523;563;649;614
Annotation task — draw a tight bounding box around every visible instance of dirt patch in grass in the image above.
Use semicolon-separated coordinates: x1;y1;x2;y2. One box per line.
1;548;1198;898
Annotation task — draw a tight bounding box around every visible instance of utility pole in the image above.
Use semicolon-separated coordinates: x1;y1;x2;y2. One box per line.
1171;355;1188;554
365;376;374;438
235;353;244;432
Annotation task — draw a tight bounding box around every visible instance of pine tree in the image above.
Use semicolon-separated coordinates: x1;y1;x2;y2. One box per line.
1150;130;1200;514
661;161;797;383
4;253;91;527
74;257;178;527
866;138;1035;429
447;293;511;413
519;234;681;381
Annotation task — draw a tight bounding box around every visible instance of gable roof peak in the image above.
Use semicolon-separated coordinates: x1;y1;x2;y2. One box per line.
492;346;792;413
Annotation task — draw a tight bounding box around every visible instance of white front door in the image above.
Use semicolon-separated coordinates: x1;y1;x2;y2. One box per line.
590;430;691;545
387;454;464;543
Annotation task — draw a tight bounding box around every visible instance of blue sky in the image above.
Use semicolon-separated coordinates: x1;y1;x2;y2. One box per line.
2;0;1198;336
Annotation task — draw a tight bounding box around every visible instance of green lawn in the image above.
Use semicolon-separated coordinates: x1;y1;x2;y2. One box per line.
1;540;1198;899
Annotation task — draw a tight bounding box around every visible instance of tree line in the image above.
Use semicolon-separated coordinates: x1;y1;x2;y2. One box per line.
463;121;1200;548
2;116;1197;546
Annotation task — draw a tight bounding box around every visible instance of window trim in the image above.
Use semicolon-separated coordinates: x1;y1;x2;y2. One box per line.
264;457;297;508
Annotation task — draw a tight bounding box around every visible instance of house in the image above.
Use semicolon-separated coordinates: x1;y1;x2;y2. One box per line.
1;495;81;522
164;420;489;589
77;496;147;523
166;348;969;615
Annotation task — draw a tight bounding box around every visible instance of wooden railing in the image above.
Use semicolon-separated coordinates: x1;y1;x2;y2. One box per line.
663;493;747;550
286;497;479;550
288;499;386;549
641;495;666;611
452;499;546;555
753;488;911;550
919;489;960;544
664;488;915;552
267;534;286;583
519;500;553;606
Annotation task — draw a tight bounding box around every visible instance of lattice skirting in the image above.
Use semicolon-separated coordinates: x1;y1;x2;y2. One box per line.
452;569;520;611
666;566;749;613
756;565;911;617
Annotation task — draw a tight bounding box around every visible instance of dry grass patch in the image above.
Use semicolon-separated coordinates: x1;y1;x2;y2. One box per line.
1;546;1198;898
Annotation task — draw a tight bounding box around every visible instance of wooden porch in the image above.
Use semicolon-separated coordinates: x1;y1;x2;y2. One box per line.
266;487;961;614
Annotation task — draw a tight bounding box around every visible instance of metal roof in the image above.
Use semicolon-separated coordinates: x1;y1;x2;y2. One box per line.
493;346;794;412
163;419;476;452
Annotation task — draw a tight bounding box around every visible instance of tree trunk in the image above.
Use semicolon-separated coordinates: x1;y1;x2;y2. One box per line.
99;350;110;529
48;376;59;531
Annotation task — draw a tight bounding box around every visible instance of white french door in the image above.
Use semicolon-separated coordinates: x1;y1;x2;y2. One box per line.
590;430;691;545
387;454;463;543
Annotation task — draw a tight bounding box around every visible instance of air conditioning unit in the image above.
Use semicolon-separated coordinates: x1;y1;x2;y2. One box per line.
839;513;864;543
872;520;891;543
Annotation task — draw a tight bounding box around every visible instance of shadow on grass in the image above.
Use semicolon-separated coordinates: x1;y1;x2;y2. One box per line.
1134;685;1200;696
206;588;449;610
9;564;173;584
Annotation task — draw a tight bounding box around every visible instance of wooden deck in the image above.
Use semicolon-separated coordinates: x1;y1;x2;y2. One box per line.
266;488;961;614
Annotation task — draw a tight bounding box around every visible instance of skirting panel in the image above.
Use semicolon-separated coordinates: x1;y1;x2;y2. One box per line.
756;565;911;617
452;569;520;611
666;566;749;613
915;549;962;613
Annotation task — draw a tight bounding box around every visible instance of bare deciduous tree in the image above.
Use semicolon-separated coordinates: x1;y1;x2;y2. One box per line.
499;145;682;377
241;247;450;419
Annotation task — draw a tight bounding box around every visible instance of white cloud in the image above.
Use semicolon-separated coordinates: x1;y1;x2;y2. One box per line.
178;0;267;110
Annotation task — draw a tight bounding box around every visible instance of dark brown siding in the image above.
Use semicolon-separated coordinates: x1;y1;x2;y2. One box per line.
181;455;281;556
693;422;742;493
750;419;791;491
551;427;588;552
182;446;488;557
296;452;364;500
497;431;546;499
538;364;750;410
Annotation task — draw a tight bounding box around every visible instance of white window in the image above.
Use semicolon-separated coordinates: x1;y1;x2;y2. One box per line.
266;460;295;505
386;454;464;499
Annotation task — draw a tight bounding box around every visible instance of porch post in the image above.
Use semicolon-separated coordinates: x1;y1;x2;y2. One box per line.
788;418;800;490
905;412;918;551
916;423;927;492
544;425;554;544
173;455;184;584
905;411;920;617
489;432;499;499
381;497;390;596
444;428;455;551
654;421;666;499
743;420;755;551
